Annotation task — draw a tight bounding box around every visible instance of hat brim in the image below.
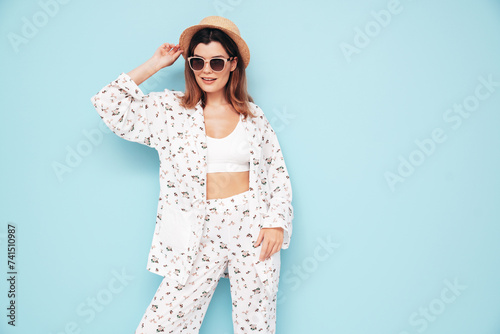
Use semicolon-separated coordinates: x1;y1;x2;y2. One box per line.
179;24;250;68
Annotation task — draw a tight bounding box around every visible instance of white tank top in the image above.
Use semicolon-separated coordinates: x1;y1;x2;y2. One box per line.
206;117;250;173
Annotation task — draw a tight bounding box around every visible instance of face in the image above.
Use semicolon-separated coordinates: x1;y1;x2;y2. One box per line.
191;41;238;95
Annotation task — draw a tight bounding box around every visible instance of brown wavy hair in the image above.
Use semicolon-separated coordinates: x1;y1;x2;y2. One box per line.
179;28;255;118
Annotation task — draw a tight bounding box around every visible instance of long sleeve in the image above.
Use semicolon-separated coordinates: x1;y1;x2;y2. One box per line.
260;113;294;249
90;72;160;148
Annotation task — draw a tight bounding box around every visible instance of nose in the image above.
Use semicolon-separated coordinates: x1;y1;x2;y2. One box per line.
202;60;212;73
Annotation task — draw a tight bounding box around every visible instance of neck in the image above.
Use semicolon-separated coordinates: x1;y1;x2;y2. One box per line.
205;90;229;107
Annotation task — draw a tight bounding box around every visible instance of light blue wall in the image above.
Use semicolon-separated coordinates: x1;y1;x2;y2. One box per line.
1;0;500;333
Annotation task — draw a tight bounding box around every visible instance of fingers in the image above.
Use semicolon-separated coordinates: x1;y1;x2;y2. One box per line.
254;230;264;248
259;240;280;261
260;242;270;261
257;228;283;261
161;43;183;54
162;43;175;49
170;44;180;53
168;45;183;61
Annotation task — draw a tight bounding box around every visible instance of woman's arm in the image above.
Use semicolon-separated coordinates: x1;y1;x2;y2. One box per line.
90;44;183;147
126;58;160;86
128;43;183;86
259;112;294;250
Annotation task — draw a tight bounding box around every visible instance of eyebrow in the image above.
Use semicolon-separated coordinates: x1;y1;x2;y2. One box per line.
193;54;226;58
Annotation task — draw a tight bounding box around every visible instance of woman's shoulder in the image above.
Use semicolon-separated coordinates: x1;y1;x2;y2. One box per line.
151;89;197;114
164;89;185;99
247;102;275;129
158;89;185;104
247;101;266;119
117;72;188;108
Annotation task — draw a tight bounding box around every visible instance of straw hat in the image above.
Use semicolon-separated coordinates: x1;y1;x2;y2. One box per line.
179;16;250;68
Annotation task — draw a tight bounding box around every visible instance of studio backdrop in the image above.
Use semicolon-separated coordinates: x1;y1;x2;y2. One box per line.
1;0;500;333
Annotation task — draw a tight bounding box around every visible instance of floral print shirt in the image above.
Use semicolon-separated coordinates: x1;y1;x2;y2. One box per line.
90;72;294;287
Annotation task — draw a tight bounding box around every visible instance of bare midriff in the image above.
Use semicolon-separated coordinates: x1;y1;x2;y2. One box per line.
204;104;249;200
206;171;249;199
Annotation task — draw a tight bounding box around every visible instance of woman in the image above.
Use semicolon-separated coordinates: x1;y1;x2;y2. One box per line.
90;16;293;333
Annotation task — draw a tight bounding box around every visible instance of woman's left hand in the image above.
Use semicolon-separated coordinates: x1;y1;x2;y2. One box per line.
253;227;283;261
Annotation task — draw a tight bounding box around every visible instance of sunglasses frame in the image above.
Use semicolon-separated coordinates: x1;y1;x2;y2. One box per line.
187;56;235;72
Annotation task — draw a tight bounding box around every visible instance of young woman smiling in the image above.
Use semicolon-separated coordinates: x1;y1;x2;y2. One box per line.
91;16;294;334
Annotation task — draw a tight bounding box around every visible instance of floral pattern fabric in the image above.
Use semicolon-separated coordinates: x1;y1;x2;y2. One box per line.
90;72;293;296
135;190;278;333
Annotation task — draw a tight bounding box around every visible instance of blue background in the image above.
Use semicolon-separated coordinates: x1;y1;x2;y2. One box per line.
1;0;500;333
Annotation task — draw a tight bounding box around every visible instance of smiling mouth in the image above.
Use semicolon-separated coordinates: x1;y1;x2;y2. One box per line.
201;77;216;82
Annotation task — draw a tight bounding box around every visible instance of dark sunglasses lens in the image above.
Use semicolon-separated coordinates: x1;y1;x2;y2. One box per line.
210;59;225;72
190;58;204;71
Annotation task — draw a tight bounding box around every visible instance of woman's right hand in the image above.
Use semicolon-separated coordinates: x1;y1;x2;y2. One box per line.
127;43;184;86
150;43;184;70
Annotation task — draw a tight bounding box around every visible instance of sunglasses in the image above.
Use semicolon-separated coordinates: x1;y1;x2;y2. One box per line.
187;56;235;72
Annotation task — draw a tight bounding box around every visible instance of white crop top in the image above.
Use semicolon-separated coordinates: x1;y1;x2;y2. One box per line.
206;118;250;173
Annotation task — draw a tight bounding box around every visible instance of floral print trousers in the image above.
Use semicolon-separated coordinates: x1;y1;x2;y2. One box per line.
135;190;279;333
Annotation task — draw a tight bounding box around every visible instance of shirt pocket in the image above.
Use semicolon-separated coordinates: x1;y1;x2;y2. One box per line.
157;207;196;251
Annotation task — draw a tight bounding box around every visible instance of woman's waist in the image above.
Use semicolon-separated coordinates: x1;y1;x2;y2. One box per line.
206;171;249;200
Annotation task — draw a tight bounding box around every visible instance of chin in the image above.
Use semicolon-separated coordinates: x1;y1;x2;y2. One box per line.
201;85;223;94
196;78;227;94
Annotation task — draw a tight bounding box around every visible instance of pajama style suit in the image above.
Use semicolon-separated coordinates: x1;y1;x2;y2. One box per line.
90;72;294;333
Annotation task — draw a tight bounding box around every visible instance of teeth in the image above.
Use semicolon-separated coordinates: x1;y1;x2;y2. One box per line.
203;78;215;81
